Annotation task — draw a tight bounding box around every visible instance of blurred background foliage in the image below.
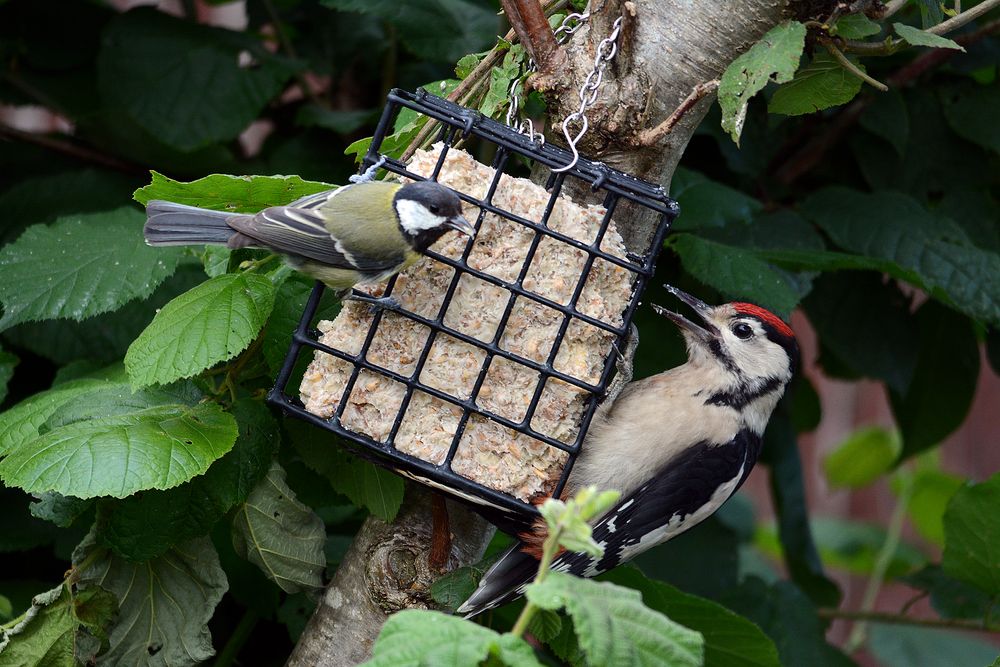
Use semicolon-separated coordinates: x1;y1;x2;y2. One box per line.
0;0;999;665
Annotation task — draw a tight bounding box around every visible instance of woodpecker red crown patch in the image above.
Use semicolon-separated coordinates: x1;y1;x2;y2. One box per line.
733;303;794;339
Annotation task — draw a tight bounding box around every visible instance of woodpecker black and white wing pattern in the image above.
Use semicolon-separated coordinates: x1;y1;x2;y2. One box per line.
456;430;762;617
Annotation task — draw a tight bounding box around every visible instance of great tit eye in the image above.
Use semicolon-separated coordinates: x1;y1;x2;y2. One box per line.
732;322;754;339
429;204;440;214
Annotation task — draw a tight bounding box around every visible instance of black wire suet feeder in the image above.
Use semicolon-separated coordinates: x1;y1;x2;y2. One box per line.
268;88;678;533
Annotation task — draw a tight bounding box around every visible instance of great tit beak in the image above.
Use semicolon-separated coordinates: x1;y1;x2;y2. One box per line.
444;215;476;238
651;284;719;344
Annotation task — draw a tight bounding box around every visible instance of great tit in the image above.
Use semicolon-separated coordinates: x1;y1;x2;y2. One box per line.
143;180;476;304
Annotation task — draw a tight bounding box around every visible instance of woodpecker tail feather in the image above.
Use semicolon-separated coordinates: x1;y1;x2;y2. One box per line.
456;543;539;618
144;200;247;247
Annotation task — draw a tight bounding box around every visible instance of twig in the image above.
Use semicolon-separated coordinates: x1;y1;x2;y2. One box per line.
844;471;913;653
500;0;564;72
0;124;141;174
636;80;720;146
399;0;567;162
928;0;1000;35
823;41;889;91
881;0;909;19
845;0;1000;54
819;608;1000;633
428;494;452;571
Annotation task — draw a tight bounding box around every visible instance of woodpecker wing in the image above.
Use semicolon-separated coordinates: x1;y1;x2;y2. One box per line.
457;430;761;617
227;181;407;272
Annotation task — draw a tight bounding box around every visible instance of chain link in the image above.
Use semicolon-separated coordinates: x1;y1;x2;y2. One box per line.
552;15;622;173
505;11;592;145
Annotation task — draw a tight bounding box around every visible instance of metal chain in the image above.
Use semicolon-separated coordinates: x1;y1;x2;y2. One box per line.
505;11;592;145
552;15;622;173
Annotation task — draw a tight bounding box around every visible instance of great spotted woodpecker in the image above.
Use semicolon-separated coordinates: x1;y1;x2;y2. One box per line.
456;285;798;617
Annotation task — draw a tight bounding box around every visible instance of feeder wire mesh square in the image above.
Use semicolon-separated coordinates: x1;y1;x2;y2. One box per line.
268;88;679;530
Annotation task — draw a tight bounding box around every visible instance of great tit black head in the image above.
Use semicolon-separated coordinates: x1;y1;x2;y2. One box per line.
394;181;476;251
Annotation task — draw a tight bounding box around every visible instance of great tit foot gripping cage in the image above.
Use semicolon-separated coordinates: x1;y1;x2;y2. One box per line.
268;88;678;534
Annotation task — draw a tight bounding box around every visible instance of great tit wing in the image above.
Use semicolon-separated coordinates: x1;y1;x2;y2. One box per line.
228;206;400;272
316;182;411;263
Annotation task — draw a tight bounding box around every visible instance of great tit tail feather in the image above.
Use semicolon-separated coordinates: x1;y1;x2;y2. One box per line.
144;200;242;247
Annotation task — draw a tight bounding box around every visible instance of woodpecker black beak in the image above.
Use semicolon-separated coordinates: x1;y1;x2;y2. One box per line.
651;284;720;344
444;215;476;238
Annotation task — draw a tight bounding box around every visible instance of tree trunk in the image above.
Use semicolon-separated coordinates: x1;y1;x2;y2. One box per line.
288;2;794;664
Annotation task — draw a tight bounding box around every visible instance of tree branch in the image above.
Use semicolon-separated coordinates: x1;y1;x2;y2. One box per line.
636;79;719;146
823;41;888;91
0;124;142;174
286;489;493;667
500;0;565;72
818;608;1000;633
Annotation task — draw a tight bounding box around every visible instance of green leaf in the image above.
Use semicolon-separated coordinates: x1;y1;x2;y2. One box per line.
771;517;925;578
0;377;115;457
125;272;277;388
133;171;335;212
0;208;184;332
0;348;16;404
719;20;806;143
904;468;964;545
29;493;92;528
74;532;227;667
868;624;999;667
761;412;841;607
3;265;207;367
800;188;1000;328
320;0;497;63
295;106;373;134
97;399;279;561
363;609;543;667
262;277;340;376
455;53;480;79
940;83;1000;155
822;427;901;489
0;169;137;243
0;585;79;667
604;568;781;667
98;8;299;151
671;234;802;317
669;168;762;232
903;566;1000;620
889;301;979;458
290;427;404;521
914;0;944;28
526;572;704;667
893;23;965;51
0;399;237;499
430;566;482;613
803;272;918;393
723;578;854;667
231;462;326;594
859;89;909;155
831;14;881;39
942;474;1000;596
527;608;563;644
768;53;864;116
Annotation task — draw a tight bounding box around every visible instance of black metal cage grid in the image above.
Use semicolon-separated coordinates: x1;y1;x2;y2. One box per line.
268;88;679;523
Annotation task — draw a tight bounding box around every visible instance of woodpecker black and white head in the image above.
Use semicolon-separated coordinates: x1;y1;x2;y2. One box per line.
456;285;797;617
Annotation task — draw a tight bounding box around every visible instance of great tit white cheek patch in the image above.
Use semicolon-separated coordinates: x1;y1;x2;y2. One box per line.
297;144;632;501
